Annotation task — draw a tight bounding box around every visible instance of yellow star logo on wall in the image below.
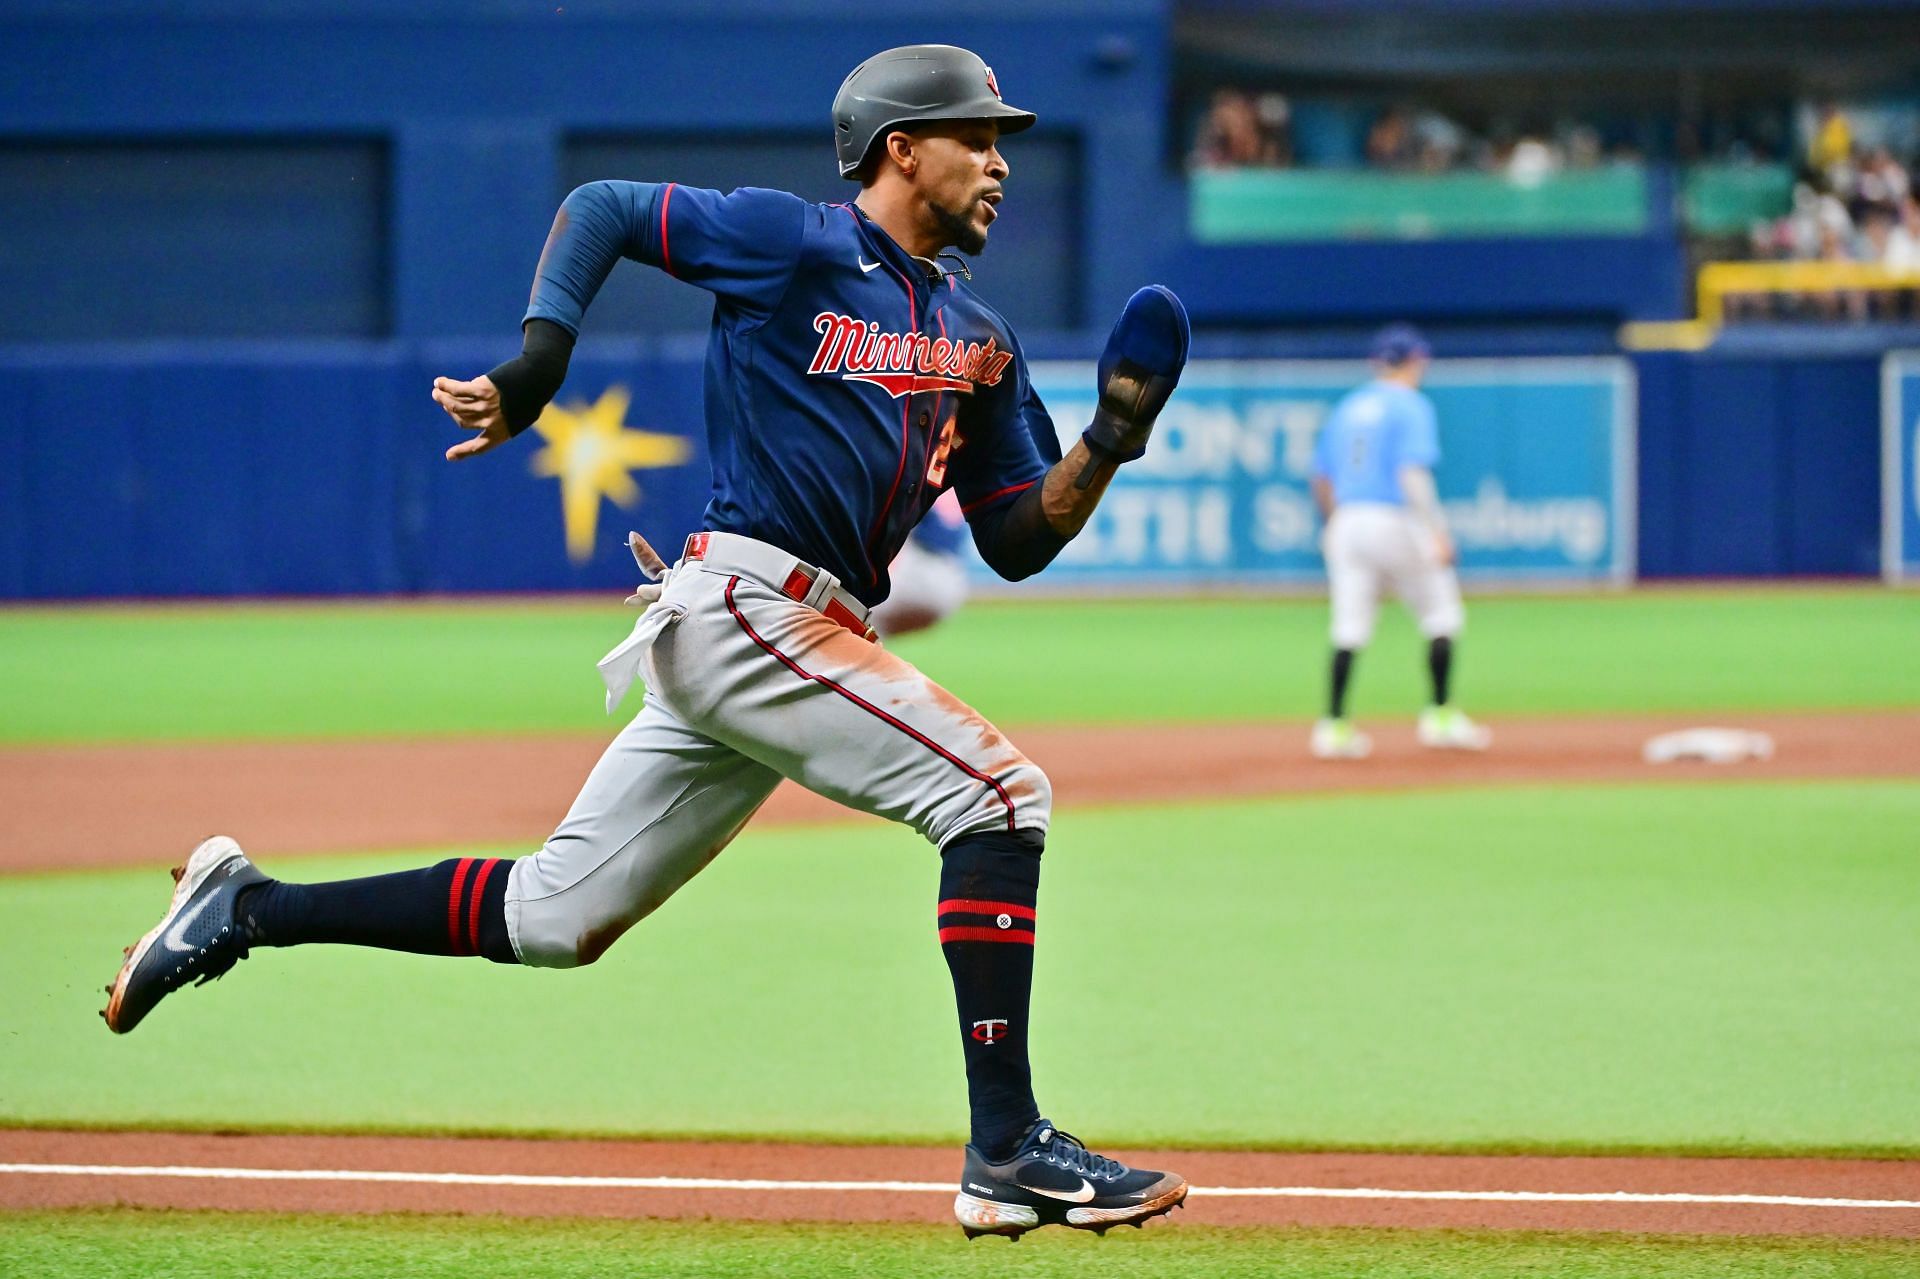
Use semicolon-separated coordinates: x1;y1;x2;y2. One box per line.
527;385;693;564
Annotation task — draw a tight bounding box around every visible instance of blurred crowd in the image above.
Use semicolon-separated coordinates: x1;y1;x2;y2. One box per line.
1189;88;1920;323
1187;88;1294;169
1736;103;1920;321
1187;88;1631;178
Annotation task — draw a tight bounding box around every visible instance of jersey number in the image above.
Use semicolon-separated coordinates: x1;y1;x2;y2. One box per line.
926;416;960;486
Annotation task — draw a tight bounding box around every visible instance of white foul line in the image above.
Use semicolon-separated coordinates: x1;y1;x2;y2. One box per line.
1;1164;1915;1211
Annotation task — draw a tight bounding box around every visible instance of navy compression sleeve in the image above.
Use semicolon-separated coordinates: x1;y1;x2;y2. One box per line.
523;180;661;336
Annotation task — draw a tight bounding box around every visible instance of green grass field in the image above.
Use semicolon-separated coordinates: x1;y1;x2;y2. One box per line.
12;1212;1920;1279
1;587;1914;742
8;783;1917;1154
3;588;1915;1275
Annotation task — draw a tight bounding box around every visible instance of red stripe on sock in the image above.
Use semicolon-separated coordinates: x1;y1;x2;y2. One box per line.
446;857;475;955
466;858;502;957
938;926;1036;945
937;899;1036;920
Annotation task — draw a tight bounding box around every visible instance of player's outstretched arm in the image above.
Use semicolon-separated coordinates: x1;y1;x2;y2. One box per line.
434;181;663;461
969;286;1189;579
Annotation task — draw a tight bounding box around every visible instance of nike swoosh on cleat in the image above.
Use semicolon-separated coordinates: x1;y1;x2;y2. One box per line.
859;258;882;273
160;887;221;954
1026;1178;1096;1203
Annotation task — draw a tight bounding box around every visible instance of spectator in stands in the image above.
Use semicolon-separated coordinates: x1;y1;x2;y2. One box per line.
1190;88;1288;169
1252;93;1295;168
1411;110;1468;172
1366;106;1419;170
1855;146;1910;222
1506;134;1559;185
1807;101;1852;173
1888;197;1920;273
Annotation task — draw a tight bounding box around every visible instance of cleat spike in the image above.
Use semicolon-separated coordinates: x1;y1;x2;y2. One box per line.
170;864;185;883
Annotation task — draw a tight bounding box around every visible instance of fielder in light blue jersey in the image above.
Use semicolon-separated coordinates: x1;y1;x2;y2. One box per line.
1307;324;1490;759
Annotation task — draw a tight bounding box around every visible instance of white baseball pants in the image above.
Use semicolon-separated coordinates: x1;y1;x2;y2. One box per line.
1324;502;1465;649
503;534;1051;968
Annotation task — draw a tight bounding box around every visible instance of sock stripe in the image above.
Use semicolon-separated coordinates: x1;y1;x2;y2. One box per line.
937;898;1035;920
464;859;502;957
938;925;1035;946
446;857;475;955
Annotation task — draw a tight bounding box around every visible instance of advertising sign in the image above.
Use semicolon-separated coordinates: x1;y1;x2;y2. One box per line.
1007;358;1636;588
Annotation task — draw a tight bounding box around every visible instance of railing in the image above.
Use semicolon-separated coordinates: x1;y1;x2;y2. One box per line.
1620;261;1920;350
1695;261;1920;325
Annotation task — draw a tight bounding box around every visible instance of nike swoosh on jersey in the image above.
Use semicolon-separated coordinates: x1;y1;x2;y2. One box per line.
1025;1178;1096;1203
859;258;882;273
161;884;222;953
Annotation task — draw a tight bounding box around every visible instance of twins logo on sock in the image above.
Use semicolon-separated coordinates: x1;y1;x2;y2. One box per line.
971;1018;1009;1044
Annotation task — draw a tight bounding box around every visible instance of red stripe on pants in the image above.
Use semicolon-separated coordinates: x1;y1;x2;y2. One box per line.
723;576;1018;831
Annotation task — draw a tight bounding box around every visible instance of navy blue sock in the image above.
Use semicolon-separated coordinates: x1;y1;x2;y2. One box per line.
237;857;517;964
939;828;1043;1162
1330;647;1357;719
1428;636;1454;707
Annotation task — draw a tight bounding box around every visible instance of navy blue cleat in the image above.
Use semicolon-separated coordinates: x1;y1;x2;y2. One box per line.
954;1120;1188;1239
102;836;265;1034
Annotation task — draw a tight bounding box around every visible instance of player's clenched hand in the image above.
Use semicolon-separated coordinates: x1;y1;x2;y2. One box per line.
433;375;513;461
1431;529;1458;567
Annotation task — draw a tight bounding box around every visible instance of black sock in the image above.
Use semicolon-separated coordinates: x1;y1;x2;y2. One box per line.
1428;636;1454;707
237;857;518;964
1330;648;1357;719
938;828;1043;1162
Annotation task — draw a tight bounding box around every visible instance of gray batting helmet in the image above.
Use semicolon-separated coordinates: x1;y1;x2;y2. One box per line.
832;45;1037;180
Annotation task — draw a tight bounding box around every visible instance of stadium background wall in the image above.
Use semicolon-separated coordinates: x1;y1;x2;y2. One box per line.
2;0;1687;339
0;0;1893;593
0;343;1884;598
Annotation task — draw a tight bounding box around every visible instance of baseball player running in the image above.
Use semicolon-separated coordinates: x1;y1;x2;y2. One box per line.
1309;324;1490;759
102;45;1191;1239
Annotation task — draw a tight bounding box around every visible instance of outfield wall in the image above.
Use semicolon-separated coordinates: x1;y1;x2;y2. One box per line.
0;344;1890;598
1886;351;1920;582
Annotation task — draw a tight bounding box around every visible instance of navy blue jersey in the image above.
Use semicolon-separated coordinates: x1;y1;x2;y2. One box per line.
525;180;1057;606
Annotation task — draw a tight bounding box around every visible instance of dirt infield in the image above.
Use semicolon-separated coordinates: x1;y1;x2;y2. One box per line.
3;710;1916;873
3;1130;1917;1237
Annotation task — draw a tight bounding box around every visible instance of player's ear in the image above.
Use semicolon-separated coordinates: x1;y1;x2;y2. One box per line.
882;130;918;179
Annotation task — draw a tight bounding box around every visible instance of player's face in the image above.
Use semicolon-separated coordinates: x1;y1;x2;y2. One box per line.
912;121;1008;255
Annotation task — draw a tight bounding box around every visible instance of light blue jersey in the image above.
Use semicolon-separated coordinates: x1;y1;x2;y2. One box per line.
1311;379;1440;507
